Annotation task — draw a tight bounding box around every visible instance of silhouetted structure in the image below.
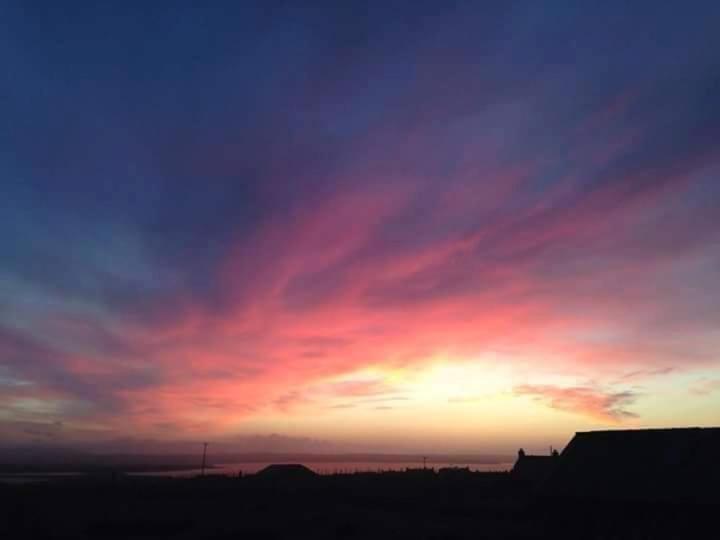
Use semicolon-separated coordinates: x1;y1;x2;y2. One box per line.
511;447;558;489
438;466;471;478
545;427;720;505
403;467;435;478
255;463;318;481
200;442;208;477
3;430;719;539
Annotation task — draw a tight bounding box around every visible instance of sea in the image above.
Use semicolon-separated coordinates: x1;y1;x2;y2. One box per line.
0;460;514;483
131;460;514;477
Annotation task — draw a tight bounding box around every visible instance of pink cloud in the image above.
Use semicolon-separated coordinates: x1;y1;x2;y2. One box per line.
2;86;718;447
320;379;396;398
513;384;639;422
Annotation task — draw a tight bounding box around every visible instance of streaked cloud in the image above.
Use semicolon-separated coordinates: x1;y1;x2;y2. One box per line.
0;1;719;450
514;385;639;422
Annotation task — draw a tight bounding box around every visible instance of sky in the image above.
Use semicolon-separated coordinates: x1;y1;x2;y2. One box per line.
1;1;719;455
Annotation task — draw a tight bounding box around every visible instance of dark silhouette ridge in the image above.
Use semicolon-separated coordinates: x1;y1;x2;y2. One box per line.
1;427;718;539
437;466;472;478
545;426;720;505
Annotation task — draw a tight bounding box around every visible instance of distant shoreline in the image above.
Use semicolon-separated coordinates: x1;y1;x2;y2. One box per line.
210;452;513;464
0;453;514;475
0;464;215;474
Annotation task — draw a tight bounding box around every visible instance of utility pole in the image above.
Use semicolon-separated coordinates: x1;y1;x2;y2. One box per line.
201;442;208;477
422;456;427;470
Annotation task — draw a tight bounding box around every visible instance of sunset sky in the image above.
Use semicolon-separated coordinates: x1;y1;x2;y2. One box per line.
1;1;719;454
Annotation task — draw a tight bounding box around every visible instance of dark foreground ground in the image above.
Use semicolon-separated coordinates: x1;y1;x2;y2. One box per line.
1;471;715;539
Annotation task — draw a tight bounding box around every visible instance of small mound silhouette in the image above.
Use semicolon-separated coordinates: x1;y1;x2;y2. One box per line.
255;463;318;480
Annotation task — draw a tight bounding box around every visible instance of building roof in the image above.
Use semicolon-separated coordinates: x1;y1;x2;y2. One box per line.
545;427;720;504
511;452;558;487
255;463;318;479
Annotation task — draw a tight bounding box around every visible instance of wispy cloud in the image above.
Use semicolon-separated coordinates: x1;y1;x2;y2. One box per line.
272;391;308;412
513;384;639;422
689;379;720;396
614;367;676;383
0;2;718;448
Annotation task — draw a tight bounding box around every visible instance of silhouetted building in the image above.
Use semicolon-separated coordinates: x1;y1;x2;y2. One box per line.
404;467;435;478
545;427;720;505
511;448;558;489
438;466;471;478
255;463;318;481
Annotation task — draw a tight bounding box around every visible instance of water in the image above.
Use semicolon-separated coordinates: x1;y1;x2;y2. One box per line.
0;472;84;484
130;460;514;477
1;461;514;483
